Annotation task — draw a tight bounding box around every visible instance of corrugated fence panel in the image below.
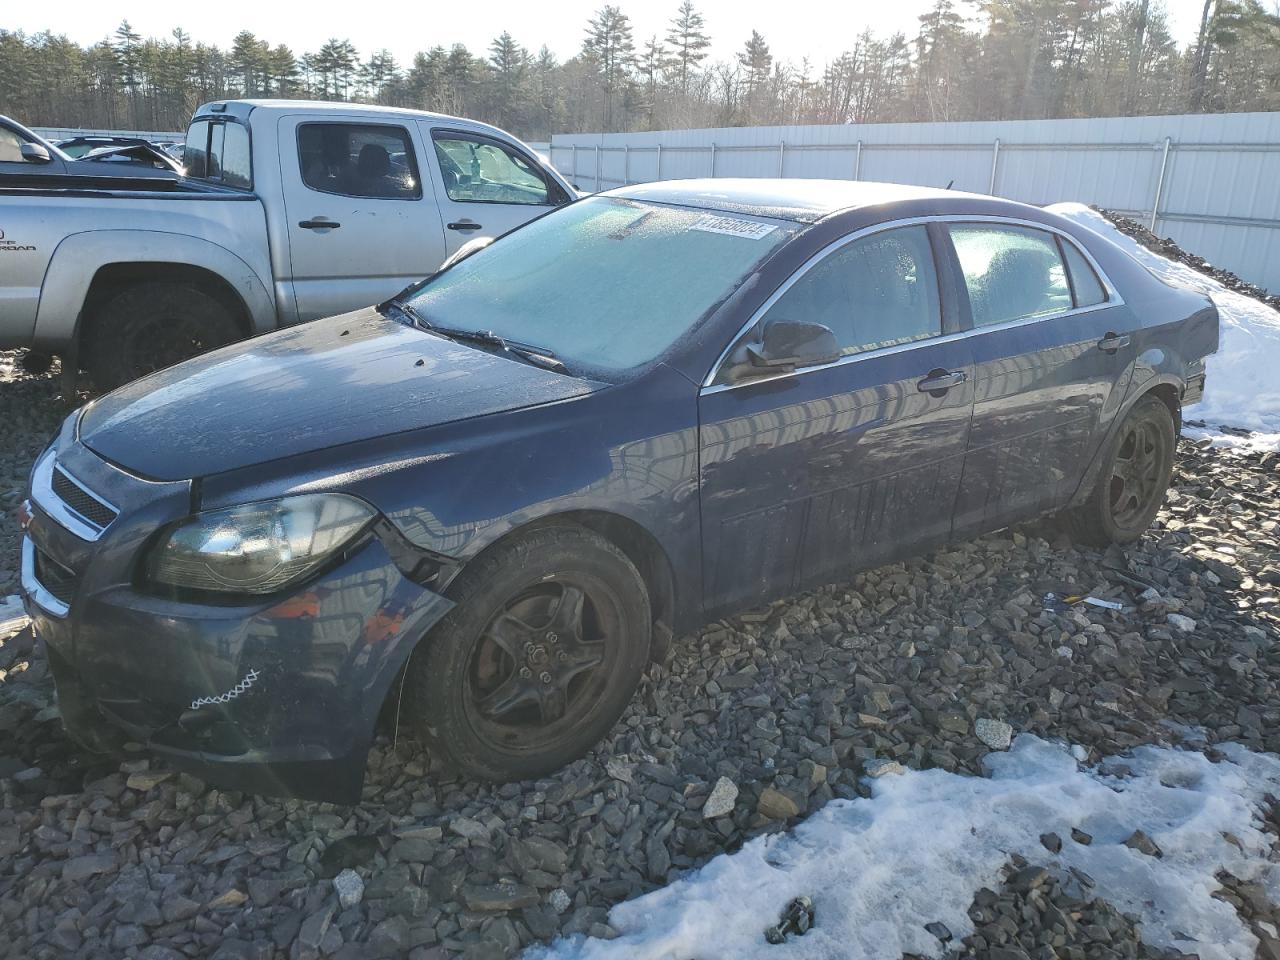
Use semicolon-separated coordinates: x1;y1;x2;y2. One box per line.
551;112;1280;291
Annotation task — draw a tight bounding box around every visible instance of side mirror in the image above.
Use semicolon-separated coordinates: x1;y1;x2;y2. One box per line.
20;142;52;164
746;319;841;372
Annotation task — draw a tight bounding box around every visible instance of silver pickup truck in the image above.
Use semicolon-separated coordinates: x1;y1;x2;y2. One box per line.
0;101;574;387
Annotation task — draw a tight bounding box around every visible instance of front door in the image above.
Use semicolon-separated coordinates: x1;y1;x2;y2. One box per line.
278;116;447;323
944;222;1138;534
698;224;975;617
421;127;564;258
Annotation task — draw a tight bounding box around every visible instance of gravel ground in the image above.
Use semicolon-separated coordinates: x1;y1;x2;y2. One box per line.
2;243;1280;958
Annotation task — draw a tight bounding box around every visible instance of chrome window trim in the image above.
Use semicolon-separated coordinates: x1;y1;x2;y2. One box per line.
29;449;117;543
21;537;70;618
701;213;1125;390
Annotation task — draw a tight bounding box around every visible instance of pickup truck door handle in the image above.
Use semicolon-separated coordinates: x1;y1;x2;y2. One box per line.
447;220;483;232
917;369;968;395
298;219;341;230
1097;332;1131;353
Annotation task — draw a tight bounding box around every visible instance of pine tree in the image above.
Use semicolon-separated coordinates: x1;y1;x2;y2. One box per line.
738;30;772;122
666;1;711;94
583;5;635;130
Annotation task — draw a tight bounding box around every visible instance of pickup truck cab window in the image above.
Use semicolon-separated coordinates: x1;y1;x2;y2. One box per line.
298;123;421;200
184;119;252;189
948;224;1071;326
759;225;942;357
432;133;549;205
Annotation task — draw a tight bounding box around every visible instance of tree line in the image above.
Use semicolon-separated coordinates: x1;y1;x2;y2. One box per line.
2;0;1278;141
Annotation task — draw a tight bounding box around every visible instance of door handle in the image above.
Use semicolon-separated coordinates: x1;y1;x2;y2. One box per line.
1097;332;1131;353
298;219;341;230
447;220;483;232
917;369;967;394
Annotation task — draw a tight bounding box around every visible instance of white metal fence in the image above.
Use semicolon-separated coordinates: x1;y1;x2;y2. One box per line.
551;112;1280;293
33;127;185;141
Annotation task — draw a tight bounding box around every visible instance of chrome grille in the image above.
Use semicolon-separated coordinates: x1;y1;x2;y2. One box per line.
51;466;118;531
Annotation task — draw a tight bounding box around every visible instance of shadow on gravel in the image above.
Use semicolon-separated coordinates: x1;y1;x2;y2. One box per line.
1;350;1277;958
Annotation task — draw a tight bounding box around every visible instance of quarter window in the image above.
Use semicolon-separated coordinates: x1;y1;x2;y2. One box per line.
1060;238;1108;307
298;123;421;200
949;225;1072;327
760;225;942;356
432;134;550;205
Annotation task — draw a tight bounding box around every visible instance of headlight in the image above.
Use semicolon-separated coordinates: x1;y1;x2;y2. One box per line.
147;493;376;596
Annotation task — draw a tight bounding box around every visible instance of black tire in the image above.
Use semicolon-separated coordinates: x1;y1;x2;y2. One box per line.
18;350;54;376
1062;394;1176;546
408;525;651;782
83;281;241;391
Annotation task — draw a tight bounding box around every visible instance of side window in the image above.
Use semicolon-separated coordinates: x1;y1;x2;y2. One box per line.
1060;238;1108;308
949;225;1071;327
432;134;550;205
221;123;252;190
0;127;25;163
761;225;942;356
298;124;421;200
184;121;210;178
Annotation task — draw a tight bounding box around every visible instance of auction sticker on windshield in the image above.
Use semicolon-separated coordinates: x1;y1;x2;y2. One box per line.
690;215;778;240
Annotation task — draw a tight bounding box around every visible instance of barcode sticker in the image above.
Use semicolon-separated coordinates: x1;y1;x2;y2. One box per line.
690;215;778;240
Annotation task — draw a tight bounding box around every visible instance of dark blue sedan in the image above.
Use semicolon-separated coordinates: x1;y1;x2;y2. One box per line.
20;180;1219;801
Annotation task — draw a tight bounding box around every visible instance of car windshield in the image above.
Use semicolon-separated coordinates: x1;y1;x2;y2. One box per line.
404;196;797;373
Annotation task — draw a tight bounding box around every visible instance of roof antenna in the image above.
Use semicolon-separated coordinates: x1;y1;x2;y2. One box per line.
945;179;955;190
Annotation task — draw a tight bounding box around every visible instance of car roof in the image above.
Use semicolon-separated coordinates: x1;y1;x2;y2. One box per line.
606;178;1016;223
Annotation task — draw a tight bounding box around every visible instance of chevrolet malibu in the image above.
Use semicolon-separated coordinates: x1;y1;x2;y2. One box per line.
20;180;1219;802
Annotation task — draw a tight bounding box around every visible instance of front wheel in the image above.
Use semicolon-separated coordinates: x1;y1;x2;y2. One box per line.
408;525;651;782
1061;394;1176;546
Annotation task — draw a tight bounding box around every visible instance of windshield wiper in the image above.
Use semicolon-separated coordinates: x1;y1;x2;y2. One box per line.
388;299;567;373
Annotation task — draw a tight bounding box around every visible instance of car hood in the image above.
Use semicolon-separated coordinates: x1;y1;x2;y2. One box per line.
79;309;603;481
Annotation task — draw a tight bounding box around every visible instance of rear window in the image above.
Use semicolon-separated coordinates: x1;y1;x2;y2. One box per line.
184;119;252;189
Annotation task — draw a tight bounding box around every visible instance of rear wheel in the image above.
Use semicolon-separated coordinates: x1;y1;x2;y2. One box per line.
408;525;651;782
1061;394;1175;546
84;281;241;391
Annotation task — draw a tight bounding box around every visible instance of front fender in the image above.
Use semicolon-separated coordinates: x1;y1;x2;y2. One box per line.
33;230;276;349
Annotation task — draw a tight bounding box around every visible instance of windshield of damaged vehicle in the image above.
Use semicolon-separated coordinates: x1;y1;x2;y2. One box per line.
405;196;797;373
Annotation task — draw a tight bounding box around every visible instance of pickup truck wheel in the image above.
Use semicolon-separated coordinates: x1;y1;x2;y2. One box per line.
18;350;53;376
1062;394;1175;546
407;526;651;782
84;282;240;390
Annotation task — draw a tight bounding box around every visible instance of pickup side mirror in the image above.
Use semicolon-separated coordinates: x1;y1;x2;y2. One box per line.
20;142;52;164
745;319;841;372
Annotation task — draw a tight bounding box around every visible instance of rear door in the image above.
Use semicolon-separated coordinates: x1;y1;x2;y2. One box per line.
421;127;566;258
277;115;447;323
698;223;974;616
946;220;1136;535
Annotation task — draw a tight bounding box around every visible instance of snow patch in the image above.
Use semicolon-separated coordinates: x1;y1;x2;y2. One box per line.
533;736;1280;960
1047;203;1280;452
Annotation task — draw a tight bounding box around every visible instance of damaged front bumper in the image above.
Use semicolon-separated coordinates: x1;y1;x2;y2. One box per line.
20;437;453;804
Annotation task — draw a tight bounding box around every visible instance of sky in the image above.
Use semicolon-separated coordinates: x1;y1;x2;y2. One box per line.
6;0;1209;70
